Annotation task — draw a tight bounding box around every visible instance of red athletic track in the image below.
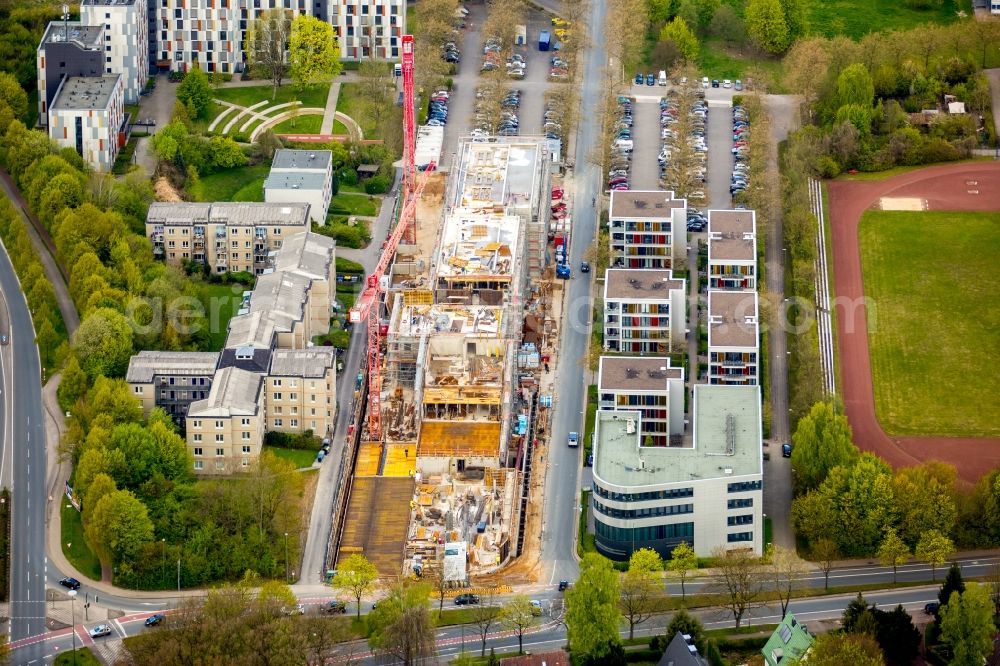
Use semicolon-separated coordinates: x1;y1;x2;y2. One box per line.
827;162;1000;484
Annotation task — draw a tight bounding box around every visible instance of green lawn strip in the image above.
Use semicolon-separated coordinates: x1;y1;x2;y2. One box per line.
332;119;350;136
61;502;102;582
582;384;598;462
807;0;969;39
336;83;380;138
190;165;269;202
330;193;379;216
271;114;324;135
199;282;245;350
266;445;317;469
213;84;330;110
54;648;101;666
859;210;1000;436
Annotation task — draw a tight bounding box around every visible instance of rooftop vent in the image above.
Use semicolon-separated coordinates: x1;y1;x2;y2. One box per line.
625;367;639;379
633;199;648;209
626;419;636;434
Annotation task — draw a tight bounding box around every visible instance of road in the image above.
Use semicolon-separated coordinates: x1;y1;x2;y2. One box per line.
0;237;48;646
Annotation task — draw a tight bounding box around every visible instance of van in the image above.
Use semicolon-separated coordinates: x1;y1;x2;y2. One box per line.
657;70;667;86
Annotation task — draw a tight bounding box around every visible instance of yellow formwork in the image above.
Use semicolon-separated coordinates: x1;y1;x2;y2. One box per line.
356;443;383;477
382;444;416;477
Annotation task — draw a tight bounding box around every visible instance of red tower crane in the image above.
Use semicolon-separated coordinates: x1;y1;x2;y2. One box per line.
348;34;434;442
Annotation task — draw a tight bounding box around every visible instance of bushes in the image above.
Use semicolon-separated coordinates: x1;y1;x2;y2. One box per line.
264;429;322;449
206;270;256;286
364;174;391;194
312;218;371;249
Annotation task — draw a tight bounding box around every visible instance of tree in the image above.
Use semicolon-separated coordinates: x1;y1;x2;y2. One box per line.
667;541;698;600
876;529;909;584
837;63;875;110
659;17;699;62
744;0;790;54
940;584;995;666
619;548;662;639
247;8;293;99
289;15;341;91
469;591;500;657
766;544;806;617
779;0;807;42
783;38;831;108
84;488;155;566
332;553;379;617
176;65;213;119
708;5;743;46
891;463;957;547
499;595;536;655
0;71;27;122
708;547;763;628
938;561;965;608
790;402;858;492
367;580;435;666
872;605;920;666
72;307;134;379
661;608;704;650
808;633;886;666
842;592;873;633
566;553;623;661
57;355;89;409
915;529;954;582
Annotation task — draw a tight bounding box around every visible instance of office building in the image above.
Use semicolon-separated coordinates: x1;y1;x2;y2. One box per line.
48;74;126;172
603;268;686;354
597;356;684;448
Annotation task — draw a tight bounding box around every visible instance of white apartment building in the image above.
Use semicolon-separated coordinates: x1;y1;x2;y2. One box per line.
597;356;684;447
707;209;757;291
591;384;763;560
265;348;337;435
146;202;311;274
155;0;404;73
264;149;334;223
80;0;149;105
707;290;759;386
186;366;267;474
603;268;686;354
609;190;687;270
48;74;126;172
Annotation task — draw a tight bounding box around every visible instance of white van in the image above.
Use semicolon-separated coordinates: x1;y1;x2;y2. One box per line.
658;70;667;86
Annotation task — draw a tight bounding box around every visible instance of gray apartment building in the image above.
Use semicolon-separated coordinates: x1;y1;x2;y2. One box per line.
127;350;221;424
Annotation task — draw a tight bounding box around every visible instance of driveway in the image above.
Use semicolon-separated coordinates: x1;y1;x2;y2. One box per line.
134;73;178;174
438;2;486;168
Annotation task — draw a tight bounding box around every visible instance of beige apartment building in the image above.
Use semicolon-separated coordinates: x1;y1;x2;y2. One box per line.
265;348;337;436
126;351;220;424
146;202;311;274
186;366;266;474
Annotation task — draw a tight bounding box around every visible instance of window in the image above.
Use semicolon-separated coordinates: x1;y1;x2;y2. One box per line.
727;532;753;543
216;448;225;456
592;483;693;502
241;418;250;426
241;431;250;440
273;392;282;400
192;420;202;429
193;434;202;442
215;420;224;429
274;419;283;427
727;514;754;526
727;480;762;493
194;461;203;470
193;447;203;456
289;393;297;401
242;445;251;454
290;419;298;428
727;498;753;509
594;519;694;543
133;386;142;394
215;434;224;442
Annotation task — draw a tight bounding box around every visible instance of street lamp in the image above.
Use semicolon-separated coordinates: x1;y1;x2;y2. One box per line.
68;589;77;665
161;538;166;584
284;532;289;582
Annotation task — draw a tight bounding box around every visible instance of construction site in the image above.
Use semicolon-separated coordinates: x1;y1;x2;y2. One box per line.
337;134;565;585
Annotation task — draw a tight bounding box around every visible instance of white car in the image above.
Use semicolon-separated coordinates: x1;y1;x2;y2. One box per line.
723;79;732;88
89;624;112;638
701;76;709;88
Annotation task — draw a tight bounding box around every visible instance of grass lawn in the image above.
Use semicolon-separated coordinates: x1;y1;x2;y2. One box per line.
190;165;269;202
271;113;324;134
200;282;246;350
267;446;317;469
331;193;379;216
54;648;101;666
859;210;1000;436
213;83;330;111
61;503;102;582
336;83;380;138
332;119;350;136
696;38;784;88
806;0;970;39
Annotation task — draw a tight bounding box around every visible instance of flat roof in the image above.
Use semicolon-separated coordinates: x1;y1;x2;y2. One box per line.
610;190;685;220
41;21;103;49
452;138;542;211
604;269;684;300
436;210;519;280
594;385;761;487
264;172;328;191
146;202;310;227
269;348;337;377
393;303;505;337
82;0;139;6
708;291;758;348
125;351;220;383
188;367;264;417
271;149;332;171
708;209;756;262
51;75;121;111
598;356;683;392
271;231;335;280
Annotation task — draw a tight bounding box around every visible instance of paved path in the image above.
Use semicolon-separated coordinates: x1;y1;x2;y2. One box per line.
319;81;343;135
133;73;178;175
221;99;270;135
983;68;1000;138
0;169;79;336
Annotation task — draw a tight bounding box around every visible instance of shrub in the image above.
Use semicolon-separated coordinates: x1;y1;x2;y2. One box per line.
264;430;321;449
340;168;358;186
364;174;390;194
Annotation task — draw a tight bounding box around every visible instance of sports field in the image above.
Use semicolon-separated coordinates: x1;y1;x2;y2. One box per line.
858;210;1000;437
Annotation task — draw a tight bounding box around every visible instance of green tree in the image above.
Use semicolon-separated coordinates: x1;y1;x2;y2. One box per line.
247;8;293;99
367;580;435;666
83;473;117;519
790;402;858;492
619;548;662;639
808;633;886;666
661;608;704;650
876;529;909;584
779;0;807;42
206;136;247;170
2;122;52;180
333;553;379;617
915;529;954;582
708;5;743;46
72;307;134;379
940;584;995;666
938;561;965;608
84;488;155;566
873;605;920;666
499;595;536;654
566;553;623;661
694;0;720;29
289;15;341;90
667;541;698;600
176;65;213;119
0;71;28;122
744;0;790;54
659;17;699;61
837;63;875;110
674;0;699;31
892;463;957;547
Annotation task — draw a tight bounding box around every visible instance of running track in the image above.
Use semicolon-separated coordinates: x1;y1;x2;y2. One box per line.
827;162;1000;484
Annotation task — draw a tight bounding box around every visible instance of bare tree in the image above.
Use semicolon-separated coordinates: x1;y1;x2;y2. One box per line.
246;8;293;100
368;580;436;666
708;546;764;628
619;563;662;638
811;538;839;591
766;544;808;617
469;591;501;657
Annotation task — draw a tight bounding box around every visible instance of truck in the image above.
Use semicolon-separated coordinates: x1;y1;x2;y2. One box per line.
538;30;551;51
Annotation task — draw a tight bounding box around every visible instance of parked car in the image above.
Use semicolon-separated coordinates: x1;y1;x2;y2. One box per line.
144;613;166;627
924;602;940;615
59;577;81;590
89;625;112;638
646;73;655;86
454;593;481;605
323;600;348;614
634;72;643;84
734;79;743;91
723;79;732;88
712;79;720;88
530;600;543;616
782;443;793;458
